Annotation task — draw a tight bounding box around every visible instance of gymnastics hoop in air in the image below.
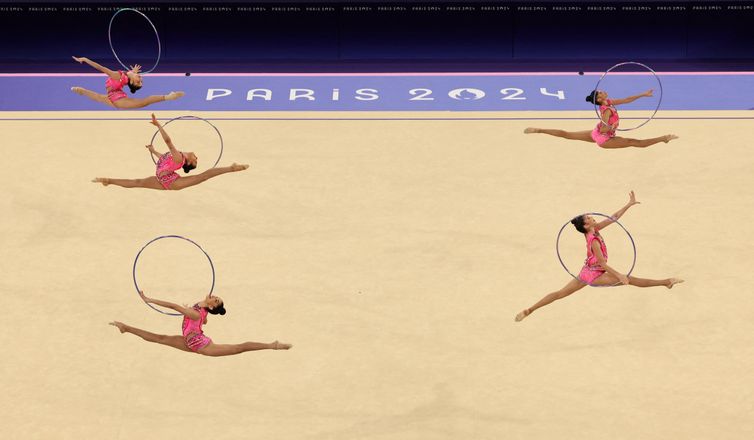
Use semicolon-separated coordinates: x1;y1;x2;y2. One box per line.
132;235;216;316
149;116;224;168
555;212;636;288
108;8;162;74
592;61;663;131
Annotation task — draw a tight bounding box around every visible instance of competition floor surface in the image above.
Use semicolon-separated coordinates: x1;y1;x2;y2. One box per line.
2;108;753;439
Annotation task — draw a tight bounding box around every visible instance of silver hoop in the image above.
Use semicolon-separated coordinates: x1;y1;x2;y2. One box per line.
108;8;161;74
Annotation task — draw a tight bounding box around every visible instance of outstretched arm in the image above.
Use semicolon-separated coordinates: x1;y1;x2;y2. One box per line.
72;56;120;81
611;89;653;106
592;241;628;285
149;113;182;162
139;291;200;320
595;191;640;230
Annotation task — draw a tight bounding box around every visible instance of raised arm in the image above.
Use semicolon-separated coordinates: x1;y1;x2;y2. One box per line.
139;291;200;320
611;89;653;106
592;241;628;285
149;114;182;162
595;191;640;230
72;56;120;81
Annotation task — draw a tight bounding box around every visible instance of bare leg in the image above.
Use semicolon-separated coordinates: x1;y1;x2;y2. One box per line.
524;128;594;143
197;340;292;357
600;134;678;149
109;321;191;352
91;176;164;190
592;272;685;289
113;91;185;110
170;163;249;190
515;278;587;322
71;87;115;108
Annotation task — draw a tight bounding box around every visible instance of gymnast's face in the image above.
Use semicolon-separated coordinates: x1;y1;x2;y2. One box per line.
596;90;608;105
583;215;597;230
127;71;143;87
206;295;223;310
186;152;198;167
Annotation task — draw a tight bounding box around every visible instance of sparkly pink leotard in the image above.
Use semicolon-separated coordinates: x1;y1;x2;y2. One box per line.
155;152;185;190
105;70;129;103
591;99;619;147
578;231;608;284
182;304;212;352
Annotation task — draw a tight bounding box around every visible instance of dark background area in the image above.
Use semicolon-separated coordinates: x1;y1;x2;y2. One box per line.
1;1;753;72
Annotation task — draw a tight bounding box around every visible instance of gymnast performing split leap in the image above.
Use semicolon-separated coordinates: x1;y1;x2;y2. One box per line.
92;113;248;190
515;191;683;322
70;56;184;109
110;291;291;356
524;89;678;149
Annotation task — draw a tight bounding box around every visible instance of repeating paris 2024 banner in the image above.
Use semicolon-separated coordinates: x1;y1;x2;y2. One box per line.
1;2;753;69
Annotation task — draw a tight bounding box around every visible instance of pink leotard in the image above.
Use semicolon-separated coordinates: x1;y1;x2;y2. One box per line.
578;231;608;284
155;152;185;190
105;70;129;103
591;99;619;147
182;304;212;352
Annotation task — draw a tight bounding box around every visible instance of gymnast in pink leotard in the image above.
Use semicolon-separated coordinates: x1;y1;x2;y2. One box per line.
182;303;214;352
524;88;678;149
105;69;130;103
92;113;249;191
70;56;185;109
110;291;292;356
514;191;684;322
590;97;620;147
155;150;187;190
578;231;608;285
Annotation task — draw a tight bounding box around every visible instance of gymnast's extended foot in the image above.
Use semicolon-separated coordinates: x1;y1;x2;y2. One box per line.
164;91;185;101
524;128;540;134
92;177;110;186
272;340;292;350
71;86;84;95
667;278;684;289
664;135;678;143
515;308;531;322
230;163;250;172
109;321;127;333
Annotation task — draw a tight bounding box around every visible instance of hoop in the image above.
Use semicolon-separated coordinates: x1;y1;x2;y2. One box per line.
592;61;663;131
108;8;162;74
132;235;215;316
149;116;224;169
555;212;636;287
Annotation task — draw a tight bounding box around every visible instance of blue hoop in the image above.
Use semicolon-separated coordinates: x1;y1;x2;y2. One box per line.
592;61;663;131
108;8;162;74
555;212;636;287
132;235;215;316
149;116;224;169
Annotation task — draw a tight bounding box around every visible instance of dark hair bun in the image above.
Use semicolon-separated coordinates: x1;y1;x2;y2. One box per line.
208;304;227;315
585;90;598;104
570;215;587;233
182;162;196;174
